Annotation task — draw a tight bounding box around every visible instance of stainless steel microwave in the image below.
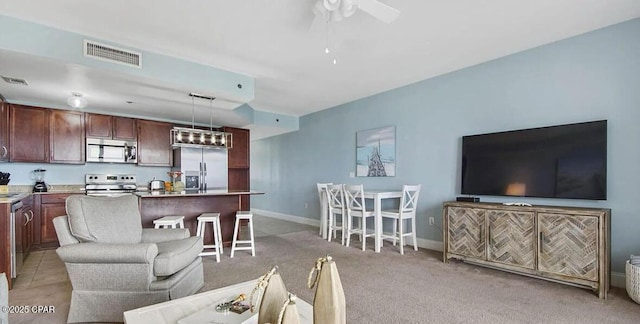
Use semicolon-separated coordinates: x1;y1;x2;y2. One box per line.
86;138;137;163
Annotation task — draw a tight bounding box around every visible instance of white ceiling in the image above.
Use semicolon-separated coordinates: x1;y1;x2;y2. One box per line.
1;0;639;139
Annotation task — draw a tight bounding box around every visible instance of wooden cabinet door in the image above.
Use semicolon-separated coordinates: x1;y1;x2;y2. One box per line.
0;101;8;161
50;110;85;164
113;116;137;141
487;210;535;269
85;113;112;139
137;119;172;166
538;213;598;281
9;105;49;162
446;207;486;259
225;127;249;168
41;203;67;244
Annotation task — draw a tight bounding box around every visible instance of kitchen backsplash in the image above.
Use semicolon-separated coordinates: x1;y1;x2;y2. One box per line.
0;162;171;185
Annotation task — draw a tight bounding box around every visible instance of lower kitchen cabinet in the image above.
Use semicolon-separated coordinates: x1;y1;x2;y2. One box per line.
34;193;78;247
40;194;71;244
443;201;610;298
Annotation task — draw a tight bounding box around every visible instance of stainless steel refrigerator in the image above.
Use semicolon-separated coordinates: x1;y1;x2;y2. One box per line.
173;147;228;191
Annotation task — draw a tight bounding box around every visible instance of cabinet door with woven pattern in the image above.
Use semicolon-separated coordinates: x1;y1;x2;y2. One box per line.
487;211;535;269
447;207;485;260
538;213;598;281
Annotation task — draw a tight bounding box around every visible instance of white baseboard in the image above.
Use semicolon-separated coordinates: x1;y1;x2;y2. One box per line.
251;208;320;227
252;208;443;252
611;271;625;288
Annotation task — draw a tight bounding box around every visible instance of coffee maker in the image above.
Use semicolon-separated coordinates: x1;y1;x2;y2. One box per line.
32;168;48;192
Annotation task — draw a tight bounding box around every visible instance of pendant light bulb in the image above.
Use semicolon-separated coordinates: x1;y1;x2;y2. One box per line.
325;47;330;54
333;57;337;65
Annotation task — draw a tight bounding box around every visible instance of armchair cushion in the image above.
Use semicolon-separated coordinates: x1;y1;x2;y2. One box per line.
66;195;142;244
154;236;203;276
142;228;190;243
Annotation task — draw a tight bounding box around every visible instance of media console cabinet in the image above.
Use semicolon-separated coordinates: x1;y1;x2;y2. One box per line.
442;201;610;298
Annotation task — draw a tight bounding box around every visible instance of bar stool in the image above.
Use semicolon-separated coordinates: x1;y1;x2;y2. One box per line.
196;213;223;263
230;211;256;258
153;216;185;229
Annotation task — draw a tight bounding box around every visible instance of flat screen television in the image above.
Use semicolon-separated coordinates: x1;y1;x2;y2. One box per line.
461;120;607;200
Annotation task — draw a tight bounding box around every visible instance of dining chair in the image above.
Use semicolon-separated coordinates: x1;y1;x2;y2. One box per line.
343;184;376;251
380;184;421;255
324;184;346;244
317;182;333;237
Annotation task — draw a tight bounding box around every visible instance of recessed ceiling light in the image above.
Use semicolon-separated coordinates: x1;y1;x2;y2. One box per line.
1;76;29;86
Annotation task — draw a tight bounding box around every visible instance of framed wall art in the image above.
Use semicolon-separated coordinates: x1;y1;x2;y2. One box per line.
356;125;395;177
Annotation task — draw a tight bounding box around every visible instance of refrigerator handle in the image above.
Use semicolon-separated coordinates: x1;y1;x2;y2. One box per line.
203;162;207;191
199;162;204;191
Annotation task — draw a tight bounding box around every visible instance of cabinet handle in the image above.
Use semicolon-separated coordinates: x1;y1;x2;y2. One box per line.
23;212;30;226
539;232;544;254
28;210;34;222
1;146;6;158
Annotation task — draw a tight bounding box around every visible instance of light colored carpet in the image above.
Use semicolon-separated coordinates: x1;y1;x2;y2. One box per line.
202;229;640;324
8;217;640;323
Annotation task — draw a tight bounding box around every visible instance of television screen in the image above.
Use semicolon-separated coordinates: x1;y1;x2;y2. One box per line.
461;120;607;200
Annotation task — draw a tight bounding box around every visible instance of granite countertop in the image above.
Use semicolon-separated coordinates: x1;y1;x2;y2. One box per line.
135;190;264;198
0;193;30;204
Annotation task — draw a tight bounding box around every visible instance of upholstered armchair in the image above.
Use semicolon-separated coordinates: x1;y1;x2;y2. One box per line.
53;195;204;323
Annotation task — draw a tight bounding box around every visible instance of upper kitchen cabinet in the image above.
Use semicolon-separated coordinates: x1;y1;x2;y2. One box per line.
0;100;9;161
86;113;137;141
50;110;85;164
137;119;172;167
224;127;249;168
9;105;49;163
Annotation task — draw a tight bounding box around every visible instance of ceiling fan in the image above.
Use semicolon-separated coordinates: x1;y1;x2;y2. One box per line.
312;0;400;24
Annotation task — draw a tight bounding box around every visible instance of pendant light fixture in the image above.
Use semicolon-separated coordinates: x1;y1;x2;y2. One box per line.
170;93;233;149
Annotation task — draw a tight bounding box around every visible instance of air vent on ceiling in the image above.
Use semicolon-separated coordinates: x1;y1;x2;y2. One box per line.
1;76;29;86
84;40;142;68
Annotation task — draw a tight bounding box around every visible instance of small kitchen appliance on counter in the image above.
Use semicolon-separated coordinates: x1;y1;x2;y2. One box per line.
32;169;48;192
148;178;165;192
85;174;137;196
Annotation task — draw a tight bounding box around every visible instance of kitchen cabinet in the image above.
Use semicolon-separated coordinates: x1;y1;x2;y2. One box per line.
50;110;85;164
137;119;173;166
224;127;249;168
9;104;49;163
0;100;8;161
39;194;72;245
19;196;34;260
223;127;250;210
86;113;137;141
443;201;610;298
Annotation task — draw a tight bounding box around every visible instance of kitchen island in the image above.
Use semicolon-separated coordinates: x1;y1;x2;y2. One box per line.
136;190;263;246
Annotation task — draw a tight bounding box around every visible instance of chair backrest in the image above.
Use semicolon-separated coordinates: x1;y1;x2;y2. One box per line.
325;184;345;209
317;183;333;204
400;184;421;214
65;195;143;244
343;184;366;212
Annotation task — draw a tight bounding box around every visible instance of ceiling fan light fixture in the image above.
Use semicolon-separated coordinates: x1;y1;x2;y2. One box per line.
67;92;87;109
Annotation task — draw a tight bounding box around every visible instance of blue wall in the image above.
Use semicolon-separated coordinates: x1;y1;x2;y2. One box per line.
250;18;640;274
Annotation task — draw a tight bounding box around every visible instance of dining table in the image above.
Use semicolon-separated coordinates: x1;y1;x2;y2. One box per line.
318;187;403;252
363;189;403;253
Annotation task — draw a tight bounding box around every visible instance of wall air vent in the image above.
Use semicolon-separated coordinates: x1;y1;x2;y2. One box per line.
1;76;29;86
84;40;142;68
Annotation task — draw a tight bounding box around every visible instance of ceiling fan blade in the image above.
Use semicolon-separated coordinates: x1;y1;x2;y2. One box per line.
356;0;400;23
